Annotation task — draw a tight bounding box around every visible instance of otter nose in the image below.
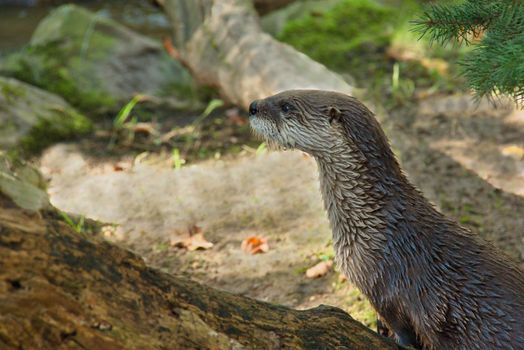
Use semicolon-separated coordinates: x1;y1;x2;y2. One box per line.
249;100;259;116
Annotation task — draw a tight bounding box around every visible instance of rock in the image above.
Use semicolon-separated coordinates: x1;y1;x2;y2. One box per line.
1;4;195;114
0;77;92;153
0;152;50;211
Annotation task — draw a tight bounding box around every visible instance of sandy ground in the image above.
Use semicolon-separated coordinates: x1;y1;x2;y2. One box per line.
39;93;524;328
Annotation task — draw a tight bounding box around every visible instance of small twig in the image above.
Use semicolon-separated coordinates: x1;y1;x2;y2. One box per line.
163;36;193;73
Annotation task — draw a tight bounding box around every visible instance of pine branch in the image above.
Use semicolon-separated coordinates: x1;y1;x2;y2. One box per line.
414;0;524;105
413;1;503;45
462;32;524;104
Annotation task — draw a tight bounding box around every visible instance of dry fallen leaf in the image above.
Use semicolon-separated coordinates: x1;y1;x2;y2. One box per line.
241;235;269;254
131;122;157;136
171;225;214;251
386;45;419;62
501;145;524;160
305;260;333;279
92;320;112;331
386;46;448;76
420;58;449;76
113;161;132;172
338;273;348;283
101;225;117;238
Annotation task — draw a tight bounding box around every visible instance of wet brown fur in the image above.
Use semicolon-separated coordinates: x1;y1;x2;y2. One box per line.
249;90;524;350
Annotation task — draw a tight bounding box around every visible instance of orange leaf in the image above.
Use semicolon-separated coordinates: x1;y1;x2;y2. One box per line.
305;260;333;279
241;235;269;255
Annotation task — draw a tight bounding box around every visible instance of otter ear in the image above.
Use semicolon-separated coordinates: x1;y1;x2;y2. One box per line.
328;107;341;125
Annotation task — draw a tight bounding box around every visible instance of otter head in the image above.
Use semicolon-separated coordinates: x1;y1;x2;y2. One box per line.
249;89;378;158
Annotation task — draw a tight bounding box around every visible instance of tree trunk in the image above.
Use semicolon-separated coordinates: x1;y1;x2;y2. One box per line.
0;191;403;349
160;0;353;109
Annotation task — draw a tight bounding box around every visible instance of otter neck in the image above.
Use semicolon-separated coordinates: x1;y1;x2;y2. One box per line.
314;141;408;281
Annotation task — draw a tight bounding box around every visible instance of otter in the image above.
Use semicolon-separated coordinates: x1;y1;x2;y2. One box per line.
248;90;524;350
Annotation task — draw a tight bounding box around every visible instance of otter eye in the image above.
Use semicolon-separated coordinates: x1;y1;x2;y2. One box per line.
281;103;292;113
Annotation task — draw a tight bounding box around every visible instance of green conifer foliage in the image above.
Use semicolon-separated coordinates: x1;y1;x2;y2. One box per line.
415;0;524;104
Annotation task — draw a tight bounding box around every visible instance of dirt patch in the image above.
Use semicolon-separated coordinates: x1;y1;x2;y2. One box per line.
38;93;524;331
383;94;524;264
40;146;377;324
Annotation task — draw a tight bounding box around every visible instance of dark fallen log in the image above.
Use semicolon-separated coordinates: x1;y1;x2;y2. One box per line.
0;168;402;349
160;0;353;109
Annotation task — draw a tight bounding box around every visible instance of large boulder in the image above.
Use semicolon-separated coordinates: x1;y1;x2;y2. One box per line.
0;77;91;153
1;4;195;114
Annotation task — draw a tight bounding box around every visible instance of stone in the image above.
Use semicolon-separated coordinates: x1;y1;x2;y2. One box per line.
1;4;195;114
0;76;91;153
0;152;50;211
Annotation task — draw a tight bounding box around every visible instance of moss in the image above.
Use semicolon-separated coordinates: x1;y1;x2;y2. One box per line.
278;0;394;73
278;0;466;103
3;5;196;116
0;80;26;102
20;107;92;154
10;39;116;110
4;42;115;114
3;6;121;113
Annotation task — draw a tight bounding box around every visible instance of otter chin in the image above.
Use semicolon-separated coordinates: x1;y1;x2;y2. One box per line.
248;90;524;350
